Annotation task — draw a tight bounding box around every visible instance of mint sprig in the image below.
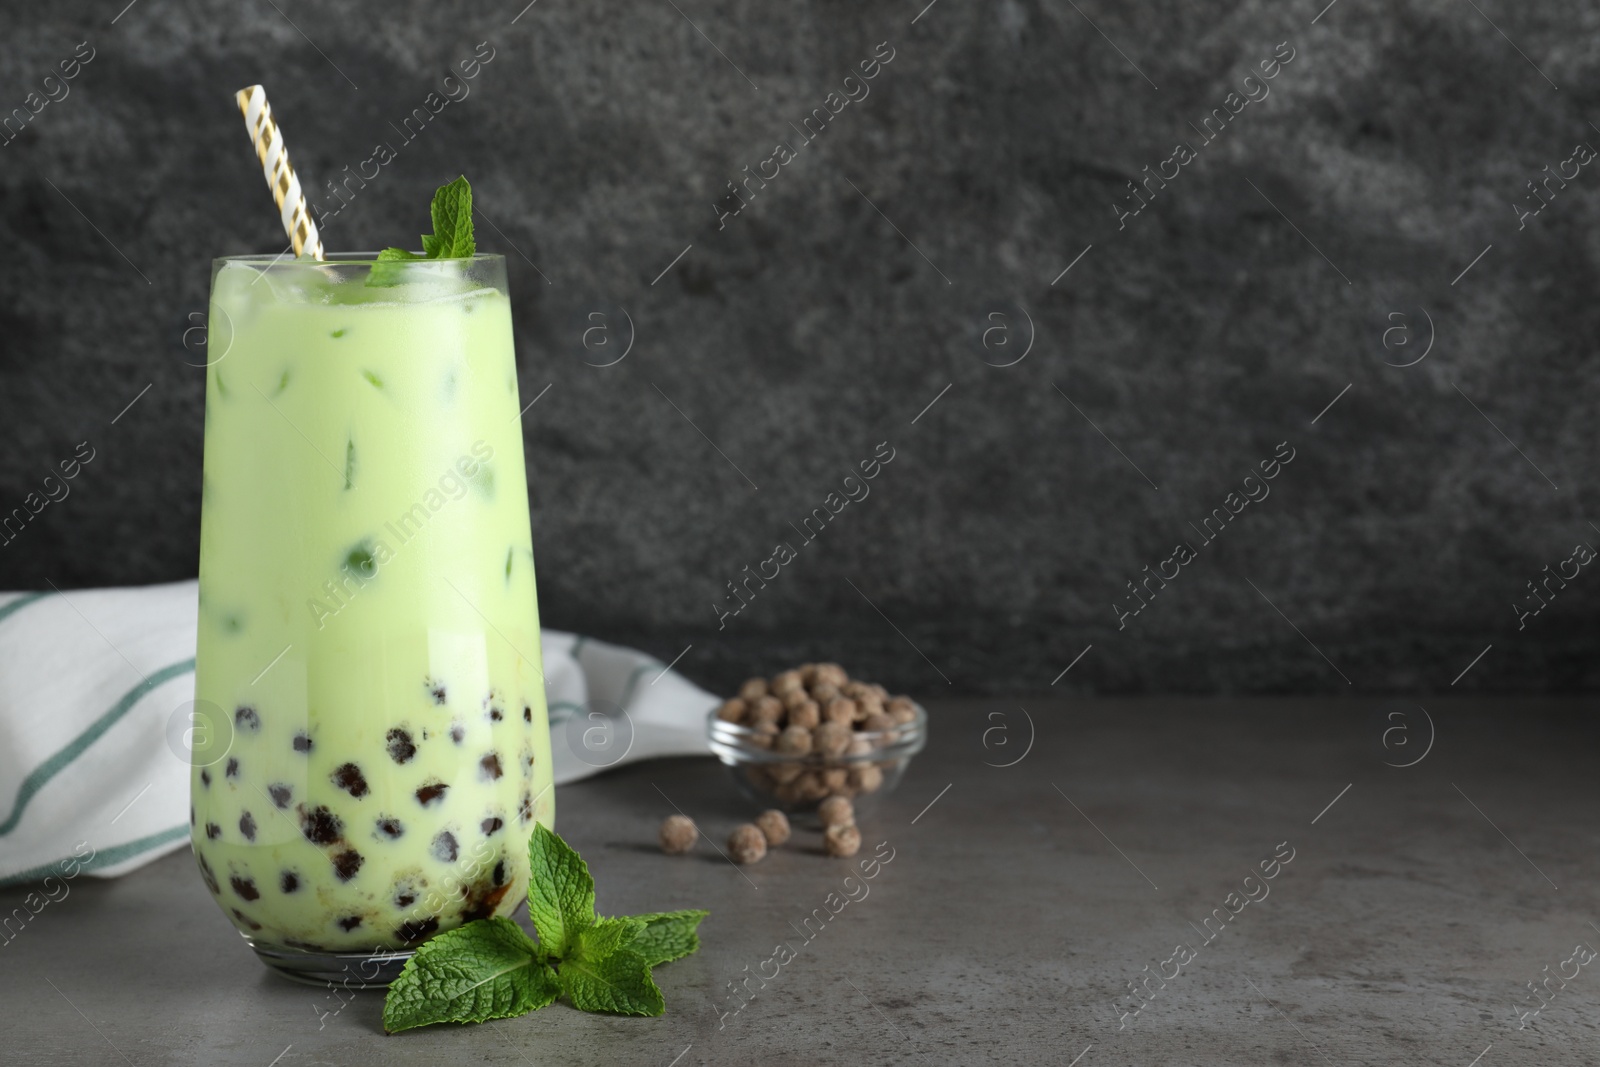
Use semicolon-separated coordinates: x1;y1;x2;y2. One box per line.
369;175;476;285
382;825;708;1032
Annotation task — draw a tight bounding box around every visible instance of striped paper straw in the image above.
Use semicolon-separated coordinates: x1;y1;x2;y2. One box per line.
234;84;323;261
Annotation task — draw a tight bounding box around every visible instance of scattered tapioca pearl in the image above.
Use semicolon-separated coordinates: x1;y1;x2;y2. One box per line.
280;871;299;893
488;706;504;722
395;887;417;908
337;916;363;931
396;917;439;944
225;757;240;778
518;792;533;823
386;728;416;764
235;706;260;731
332;762;369;798
300;805;342;844
481;816;504;836
232;908;263;931
449;723;464;744
267;784;292;808
199;769;211;788
331;849;364;881
293;733;312;753
416;781;448;806
205;822;222;840
492;860;506;885
230;875;260;901
523;705;532;723
239;811;257;841
376;817;404;839
480;752;503;780
520;745;535;769
432;831;459;863
427;679;447;705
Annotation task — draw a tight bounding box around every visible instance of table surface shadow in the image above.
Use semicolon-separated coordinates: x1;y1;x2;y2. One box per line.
1;697;1597;1066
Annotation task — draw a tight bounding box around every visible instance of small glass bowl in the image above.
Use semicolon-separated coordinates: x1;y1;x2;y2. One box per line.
706;704;928;815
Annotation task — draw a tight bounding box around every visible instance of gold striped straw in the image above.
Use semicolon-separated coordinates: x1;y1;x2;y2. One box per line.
234;84;324;261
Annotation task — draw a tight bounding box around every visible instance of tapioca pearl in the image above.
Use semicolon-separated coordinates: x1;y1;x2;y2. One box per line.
518;792;533;823
488;706;504;722
481;815;504;836
239;811;257;841
396;917;439;944
386;728;416;764
235;706;260;732
337;915;363;932
523;705;532;723
479;752;503;780
199;769;211;788
292;733;312;753
492;859;506;885
267;783;292;808
280;871;300;893
232;908;263;931
520;744;535;769
332;762;369;798
416;781;448;807
426;678;447;705
229;875;260;901
225;757;240;779
376;817;404;839
449;723;464;744
197;853;221;894
331;849;364;881
300;805;343;844
431;831;459;863
394;884;418;908
205;822;223;840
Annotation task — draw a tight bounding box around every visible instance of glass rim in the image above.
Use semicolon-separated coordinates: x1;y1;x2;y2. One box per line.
213;252;506;267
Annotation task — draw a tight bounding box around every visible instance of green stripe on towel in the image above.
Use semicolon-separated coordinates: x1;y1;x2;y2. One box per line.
0;824;190;888
0;592;50;628
0;657;196;837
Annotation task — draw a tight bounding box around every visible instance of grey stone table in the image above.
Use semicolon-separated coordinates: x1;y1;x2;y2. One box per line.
2;699;1597;1066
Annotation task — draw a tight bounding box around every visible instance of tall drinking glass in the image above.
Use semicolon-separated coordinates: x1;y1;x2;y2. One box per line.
190;253;552;986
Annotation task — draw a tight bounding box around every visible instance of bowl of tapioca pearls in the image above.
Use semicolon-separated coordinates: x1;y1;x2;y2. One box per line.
705;663;926;815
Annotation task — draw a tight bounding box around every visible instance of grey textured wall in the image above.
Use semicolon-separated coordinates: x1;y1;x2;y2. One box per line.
1;0;1596;696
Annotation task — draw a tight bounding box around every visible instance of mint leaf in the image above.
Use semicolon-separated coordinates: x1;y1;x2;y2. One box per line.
382;917;558;1034
576;917;647;962
424;175;475;258
624;910;709;968
558;949;665;1016
527;823;596;960
370;176;475;286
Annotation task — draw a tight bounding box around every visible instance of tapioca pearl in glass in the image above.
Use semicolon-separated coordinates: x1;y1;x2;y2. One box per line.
331;849;364;882
332;762;369;797
300;805;343;845
386;728;417;763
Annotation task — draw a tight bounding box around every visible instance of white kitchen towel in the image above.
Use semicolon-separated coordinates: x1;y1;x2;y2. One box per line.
0;580;716;887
